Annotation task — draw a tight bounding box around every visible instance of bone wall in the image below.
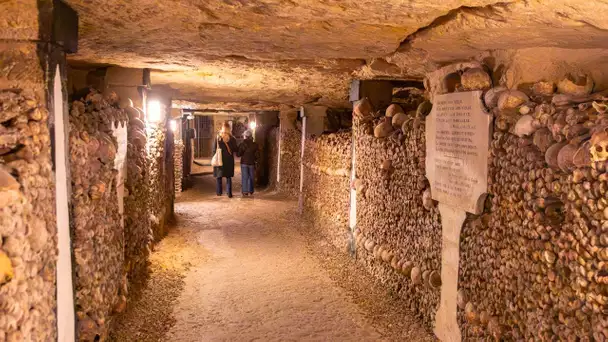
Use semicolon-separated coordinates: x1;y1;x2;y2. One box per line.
174;139;184;193
450;70;608;341
0;44;57;341
68;89;129;340
352;101;442;327
124;102;150;283
278;128;301;197
148;124;169;241
301;132;352;248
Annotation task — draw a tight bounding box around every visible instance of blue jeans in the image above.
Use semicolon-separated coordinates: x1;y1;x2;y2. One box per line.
241;164;255;194
216;177;232;196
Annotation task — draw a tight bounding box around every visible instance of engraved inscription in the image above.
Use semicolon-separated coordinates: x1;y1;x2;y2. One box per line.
425;91;491;214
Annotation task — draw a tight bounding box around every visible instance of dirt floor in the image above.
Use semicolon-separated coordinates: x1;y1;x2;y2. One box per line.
110;172;435;341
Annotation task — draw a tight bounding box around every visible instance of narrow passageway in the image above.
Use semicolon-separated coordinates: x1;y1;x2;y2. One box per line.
110;174;434;342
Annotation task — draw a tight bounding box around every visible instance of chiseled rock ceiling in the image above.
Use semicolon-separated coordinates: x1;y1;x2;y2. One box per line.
65;0;608;110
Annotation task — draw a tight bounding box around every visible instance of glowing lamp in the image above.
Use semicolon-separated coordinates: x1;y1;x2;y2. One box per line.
147;100;162;123
249;121;257;130
169;119;178;132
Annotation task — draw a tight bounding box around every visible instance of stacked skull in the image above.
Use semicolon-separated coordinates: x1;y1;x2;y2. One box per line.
0;89;57;341
456;70;607;341
301;131;352;248
124;103;151;284
147;123;168;241
174;140;184;194
352;97;443;327
278;128;302;197
68;89;128;341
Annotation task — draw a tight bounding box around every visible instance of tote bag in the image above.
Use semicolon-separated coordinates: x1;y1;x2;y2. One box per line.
211;140;223;167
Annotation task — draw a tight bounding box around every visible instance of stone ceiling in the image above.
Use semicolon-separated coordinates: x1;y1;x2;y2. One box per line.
64;0;608;110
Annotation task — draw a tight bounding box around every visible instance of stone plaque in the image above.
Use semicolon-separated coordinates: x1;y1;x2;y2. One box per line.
425;91;491;215
426;91;491;342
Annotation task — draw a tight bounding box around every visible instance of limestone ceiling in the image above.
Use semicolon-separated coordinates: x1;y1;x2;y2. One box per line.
64;0;608;110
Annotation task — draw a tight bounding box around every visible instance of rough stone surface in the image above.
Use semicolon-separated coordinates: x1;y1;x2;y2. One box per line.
62;1;608;109
381;4;608;89
151;60;360;109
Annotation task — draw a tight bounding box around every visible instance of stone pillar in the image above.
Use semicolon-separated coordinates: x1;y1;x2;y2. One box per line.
1;1;77;341
105;67;145;108
302;104;327;136
350;79;394;111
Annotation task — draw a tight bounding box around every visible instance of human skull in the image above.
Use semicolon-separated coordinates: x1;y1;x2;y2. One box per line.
461;68;491;91
422;188;434;210
590;130;608;162
381;159;392;170
385;103;404;118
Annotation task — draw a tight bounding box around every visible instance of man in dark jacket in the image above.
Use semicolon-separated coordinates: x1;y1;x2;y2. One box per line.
238;130;258;196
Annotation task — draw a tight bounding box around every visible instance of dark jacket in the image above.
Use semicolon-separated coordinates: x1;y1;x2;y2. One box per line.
213;136;238;178
238;138;258;165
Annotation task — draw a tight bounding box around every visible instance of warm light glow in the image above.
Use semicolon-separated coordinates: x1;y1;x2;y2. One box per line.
249;121;257;130
170;119;178;132
147;100;162;123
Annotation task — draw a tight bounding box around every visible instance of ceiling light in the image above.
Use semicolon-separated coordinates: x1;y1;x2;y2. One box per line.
147;100;162;123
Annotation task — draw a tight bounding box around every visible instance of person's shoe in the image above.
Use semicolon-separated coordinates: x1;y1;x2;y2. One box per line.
228;193;233;198
216;193;222;196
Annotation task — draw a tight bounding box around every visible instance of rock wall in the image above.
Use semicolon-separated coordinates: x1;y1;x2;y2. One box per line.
451;70;608;341
352;100;442;327
302;132;352;248
68;89;129;340
278;128;301;197
0;85;57;340
267;127;279;191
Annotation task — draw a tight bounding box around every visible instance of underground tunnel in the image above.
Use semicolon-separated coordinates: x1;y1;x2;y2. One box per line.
1;1;608;341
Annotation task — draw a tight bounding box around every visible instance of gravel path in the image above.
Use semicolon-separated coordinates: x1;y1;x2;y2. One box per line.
110;174;435;341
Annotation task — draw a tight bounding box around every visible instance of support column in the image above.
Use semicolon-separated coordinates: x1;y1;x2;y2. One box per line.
105;67;146;108
0;1;77;341
350;79;394;111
